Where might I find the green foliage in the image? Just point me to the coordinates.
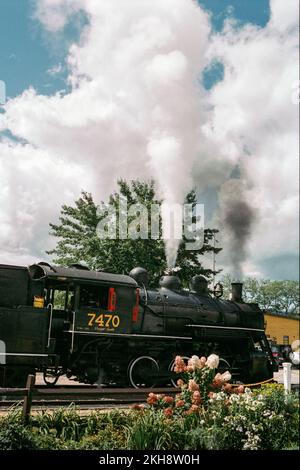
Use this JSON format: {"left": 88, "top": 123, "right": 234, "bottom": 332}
{"left": 221, "top": 275, "right": 299, "bottom": 316}
{"left": 0, "top": 410, "right": 38, "bottom": 450}
{"left": 48, "top": 180, "right": 221, "bottom": 286}
{"left": 0, "top": 386, "right": 298, "bottom": 450}
{"left": 126, "top": 409, "right": 173, "bottom": 450}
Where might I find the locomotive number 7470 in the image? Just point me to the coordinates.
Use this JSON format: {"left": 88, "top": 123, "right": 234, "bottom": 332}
{"left": 87, "top": 313, "right": 120, "bottom": 329}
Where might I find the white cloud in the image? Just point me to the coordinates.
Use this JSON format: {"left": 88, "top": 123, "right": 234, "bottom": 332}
{"left": 47, "top": 63, "right": 63, "bottom": 76}
{"left": 0, "top": 140, "right": 92, "bottom": 265}
{"left": 0, "top": 0, "right": 298, "bottom": 278}
{"left": 205, "top": 0, "right": 299, "bottom": 278}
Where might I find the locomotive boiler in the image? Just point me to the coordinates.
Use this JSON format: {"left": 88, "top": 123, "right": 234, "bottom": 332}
{"left": 0, "top": 263, "right": 277, "bottom": 387}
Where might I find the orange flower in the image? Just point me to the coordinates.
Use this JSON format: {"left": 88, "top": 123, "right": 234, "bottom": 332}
{"left": 131, "top": 404, "right": 145, "bottom": 410}
{"left": 212, "top": 378, "right": 223, "bottom": 388}
{"left": 237, "top": 385, "right": 245, "bottom": 394}
{"left": 163, "top": 395, "right": 174, "bottom": 405}
{"left": 164, "top": 408, "right": 173, "bottom": 417}
{"left": 175, "top": 399, "right": 185, "bottom": 408}
{"left": 186, "top": 404, "right": 199, "bottom": 415}
{"left": 223, "top": 383, "right": 232, "bottom": 393}
{"left": 147, "top": 392, "right": 158, "bottom": 405}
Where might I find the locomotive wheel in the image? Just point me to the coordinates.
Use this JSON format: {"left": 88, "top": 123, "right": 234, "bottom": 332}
{"left": 128, "top": 356, "right": 159, "bottom": 389}
{"left": 168, "top": 356, "right": 190, "bottom": 387}
{"left": 217, "top": 358, "right": 231, "bottom": 374}
{"left": 43, "top": 368, "right": 60, "bottom": 386}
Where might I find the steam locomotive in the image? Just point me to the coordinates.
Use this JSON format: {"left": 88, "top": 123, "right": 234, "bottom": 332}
{"left": 0, "top": 262, "right": 277, "bottom": 387}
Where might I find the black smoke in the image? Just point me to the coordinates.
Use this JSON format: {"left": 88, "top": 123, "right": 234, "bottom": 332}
{"left": 219, "top": 179, "right": 256, "bottom": 280}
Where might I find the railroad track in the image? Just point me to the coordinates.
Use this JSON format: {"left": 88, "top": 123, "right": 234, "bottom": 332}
{"left": 0, "top": 386, "right": 179, "bottom": 410}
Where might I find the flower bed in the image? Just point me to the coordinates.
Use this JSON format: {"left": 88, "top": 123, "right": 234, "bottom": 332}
{"left": 0, "top": 354, "right": 299, "bottom": 450}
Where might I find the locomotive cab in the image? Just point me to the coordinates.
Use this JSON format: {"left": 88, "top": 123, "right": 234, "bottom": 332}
{"left": 26, "top": 262, "right": 139, "bottom": 384}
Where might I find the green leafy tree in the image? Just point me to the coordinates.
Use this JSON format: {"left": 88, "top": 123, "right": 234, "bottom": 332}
{"left": 221, "top": 275, "right": 299, "bottom": 317}
{"left": 47, "top": 180, "right": 222, "bottom": 286}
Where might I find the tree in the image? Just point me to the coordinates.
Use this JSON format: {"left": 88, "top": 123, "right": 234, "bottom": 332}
{"left": 221, "top": 275, "right": 300, "bottom": 317}
{"left": 47, "top": 180, "right": 222, "bottom": 287}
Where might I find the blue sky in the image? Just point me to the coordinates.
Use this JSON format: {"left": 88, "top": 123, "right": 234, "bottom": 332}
{"left": 0, "top": 0, "right": 270, "bottom": 99}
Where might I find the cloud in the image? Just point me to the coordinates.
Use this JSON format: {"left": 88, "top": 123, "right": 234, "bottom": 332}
{"left": 204, "top": 0, "right": 299, "bottom": 277}
{"left": 0, "top": 0, "right": 298, "bottom": 278}
{"left": 0, "top": 140, "right": 92, "bottom": 265}
{"left": 47, "top": 63, "right": 63, "bottom": 76}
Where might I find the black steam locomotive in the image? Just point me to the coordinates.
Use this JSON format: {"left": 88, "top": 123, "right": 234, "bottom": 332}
{"left": 0, "top": 263, "right": 276, "bottom": 387}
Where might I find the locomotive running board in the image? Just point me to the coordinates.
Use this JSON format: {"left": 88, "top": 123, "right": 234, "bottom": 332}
{"left": 186, "top": 325, "right": 264, "bottom": 332}
{"left": 64, "top": 330, "right": 193, "bottom": 340}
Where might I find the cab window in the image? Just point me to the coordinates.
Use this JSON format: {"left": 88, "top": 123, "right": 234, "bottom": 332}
{"left": 79, "top": 285, "right": 109, "bottom": 309}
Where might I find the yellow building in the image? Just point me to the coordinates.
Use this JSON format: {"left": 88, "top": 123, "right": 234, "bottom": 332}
{"left": 264, "top": 313, "right": 300, "bottom": 345}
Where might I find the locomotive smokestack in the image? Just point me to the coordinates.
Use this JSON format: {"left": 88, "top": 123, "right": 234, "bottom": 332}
{"left": 231, "top": 282, "right": 243, "bottom": 302}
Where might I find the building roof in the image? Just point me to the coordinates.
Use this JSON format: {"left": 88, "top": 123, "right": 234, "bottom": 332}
{"left": 264, "top": 311, "right": 299, "bottom": 321}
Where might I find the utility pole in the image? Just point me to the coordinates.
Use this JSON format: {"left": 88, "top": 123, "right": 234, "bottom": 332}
{"left": 212, "top": 232, "right": 218, "bottom": 286}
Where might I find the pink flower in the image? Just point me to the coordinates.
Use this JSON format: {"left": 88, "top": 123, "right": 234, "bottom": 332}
{"left": 237, "top": 385, "right": 245, "bottom": 394}
{"left": 187, "top": 355, "right": 201, "bottom": 371}
{"left": 188, "top": 379, "right": 199, "bottom": 392}
{"left": 221, "top": 371, "right": 231, "bottom": 383}
{"left": 192, "top": 391, "right": 201, "bottom": 405}
{"left": 214, "top": 372, "right": 222, "bottom": 381}
{"left": 174, "top": 356, "right": 187, "bottom": 373}
{"left": 200, "top": 356, "right": 207, "bottom": 366}
{"left": 205, "top": 354, "right": 219, "bottom": 369}
{"left": 177, "top": 379, "right": 185, "bottom": 388}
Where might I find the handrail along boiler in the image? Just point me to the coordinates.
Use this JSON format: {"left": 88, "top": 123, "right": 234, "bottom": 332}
{"left": 0, "top": 263, "right": 277, "bottom": 387}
